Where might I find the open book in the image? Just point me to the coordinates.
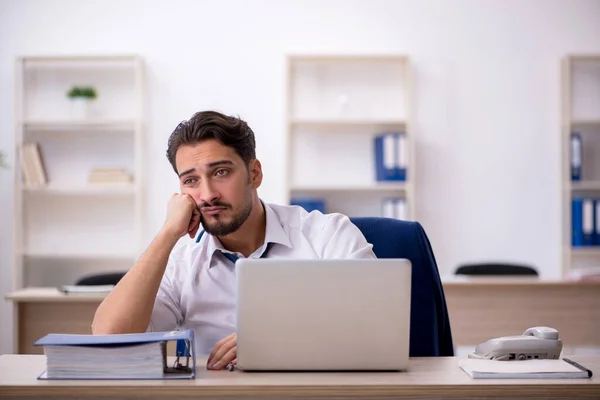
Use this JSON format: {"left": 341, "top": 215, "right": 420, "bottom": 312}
{"left": 34, "top": 329, "right": 195, "bottom": 380}
{"left": 459, "top": 358, "right": 593, "bottom": 379}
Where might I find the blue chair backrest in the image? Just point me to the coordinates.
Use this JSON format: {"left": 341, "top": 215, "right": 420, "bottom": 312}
{"left": 350, "top": 217, "right": 454, "bottom": 357}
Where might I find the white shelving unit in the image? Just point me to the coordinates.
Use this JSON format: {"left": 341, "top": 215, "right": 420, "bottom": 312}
{"left": 12, "top": 55, "right": 144, "bottom": 289}
{"left": 285, "top": 55, "right": 414, "bottom": 219}
{"left": 561, "top": 54, "right": 600, "bottom": 277}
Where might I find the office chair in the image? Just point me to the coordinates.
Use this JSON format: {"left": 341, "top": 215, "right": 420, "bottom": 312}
{"left": 455, "top": 263, "right": 538, "bottom": 276}
{"left": 75, "top": 272, "right": 126, "bottom": 286}
{"left": 350, "top": 217, "right": 454, "bottom": 357}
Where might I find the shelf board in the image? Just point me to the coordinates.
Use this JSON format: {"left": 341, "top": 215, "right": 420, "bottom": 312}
{"left": 291, "top": 118, "right": 406, "bottom": 127}
{"left": 22, "top": 252, "right": 136, "bottom": 261}
{"left": 21, "top": 54, "right": 140, "bottom": 63}
{"left": 23, "top": 184, "right": 136, "bottom": 196}
{"left": 290, "top": 55, "right": 408, "bottom": 63}
{"left": 22, "top": 120, "right": 136, "bottom": 131}
{"left": 570, "top": 181, "right": 600, "bottom": 191}
{"left": 291, "top": 183, "right": 407, "bottom": 193}
{"left": 571, "top": 247, "right": 600, "bottom": 256}
{"left": 570, "top": 120, "right": 600, "bottom": 129}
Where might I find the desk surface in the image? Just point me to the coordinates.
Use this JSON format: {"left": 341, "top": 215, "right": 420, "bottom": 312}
{"left": 1, "top": 355, "right": 598, "bottom": 399}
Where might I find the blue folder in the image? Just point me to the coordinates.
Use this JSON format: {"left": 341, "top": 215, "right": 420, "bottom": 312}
{"left": 291, "top": 197, "right": 326, "bottom": 213}
{"left": 34, "top": 329, "right": 196, "bottom": 380}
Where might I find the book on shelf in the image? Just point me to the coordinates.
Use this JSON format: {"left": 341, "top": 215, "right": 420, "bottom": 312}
{"left": 20, "top": 142, "right": 47, "bottom": 187}
{"left": 34, "top": 329, "right": 196, "bottom": 380}
{"left": 88, "top": 168, "right": 133, "bottom": 184}
{"left": 459, "top": 357, "right": 593, "bottom": 379}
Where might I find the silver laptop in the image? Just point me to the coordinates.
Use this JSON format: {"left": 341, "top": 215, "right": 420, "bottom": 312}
{"left": 235, "top": 258, "right": 411, "bottom": 371}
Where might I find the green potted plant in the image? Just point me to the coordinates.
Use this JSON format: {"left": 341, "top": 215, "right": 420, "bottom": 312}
{"left": 67, "top": 85, "right": 98, "bottom": 119}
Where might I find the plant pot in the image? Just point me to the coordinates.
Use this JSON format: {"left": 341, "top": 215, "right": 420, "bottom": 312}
{"left": 70, "top": 98, "right": 91, "bottom": 120}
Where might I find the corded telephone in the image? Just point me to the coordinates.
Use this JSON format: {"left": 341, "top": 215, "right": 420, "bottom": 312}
{"left": 468, "top": 326, "right": 563, "bottom": 361}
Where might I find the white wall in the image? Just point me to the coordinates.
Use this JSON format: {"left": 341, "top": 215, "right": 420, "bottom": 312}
{"left": 1, "top": 0, "right": 599, "bottom": 354}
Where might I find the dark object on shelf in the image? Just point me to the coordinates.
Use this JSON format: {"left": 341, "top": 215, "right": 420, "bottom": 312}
{"left": 455, "top": 263, "right": 538, "bottom": 276}
{"left": 75, "top": 272, "right": 127, "bottom": 286}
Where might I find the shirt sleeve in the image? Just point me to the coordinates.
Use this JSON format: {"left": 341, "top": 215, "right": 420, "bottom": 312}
{"left": 319, "top": 213, "right": 377, "bottom": 259}
{"left": 147, "top": 255, "right": 183, "bottom": 332}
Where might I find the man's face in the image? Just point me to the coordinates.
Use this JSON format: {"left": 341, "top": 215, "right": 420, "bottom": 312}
{"left": 175, "top": 139, "right": 260, "bottom": 236}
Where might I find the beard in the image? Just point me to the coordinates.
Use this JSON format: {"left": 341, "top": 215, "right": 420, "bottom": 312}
{"left": 200, "top": 192, "right": 253, "bottom": 237}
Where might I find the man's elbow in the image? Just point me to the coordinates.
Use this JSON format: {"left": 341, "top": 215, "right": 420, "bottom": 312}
{"left": 91, "top": 312, "right": 141, "bottom": 335}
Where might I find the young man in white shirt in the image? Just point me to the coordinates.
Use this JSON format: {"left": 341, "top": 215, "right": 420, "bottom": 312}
{"left": 92, "top": 110, "right": 376, "bottom": 370}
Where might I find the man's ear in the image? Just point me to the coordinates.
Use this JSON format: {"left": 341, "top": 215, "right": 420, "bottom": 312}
{"left": 249, "top": 159, "right": 263, "bottom": 188}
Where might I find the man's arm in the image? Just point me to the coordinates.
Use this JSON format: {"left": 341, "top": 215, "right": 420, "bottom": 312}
{"left": 92, "top": 193, "right": 200, "bottom": 334}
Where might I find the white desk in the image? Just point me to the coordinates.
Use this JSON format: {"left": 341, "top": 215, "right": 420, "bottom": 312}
{"left": 0, "top": 354, "right": 598, "bottom": 399}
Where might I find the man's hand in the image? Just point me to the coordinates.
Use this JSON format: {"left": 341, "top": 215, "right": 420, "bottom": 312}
{"left": 162, "top": 193, "right": 201, "bottom": 239}
{"left": 207, "top": 333, "right": 236, "bottom": 370}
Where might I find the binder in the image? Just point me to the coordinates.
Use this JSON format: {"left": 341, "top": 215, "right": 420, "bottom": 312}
{"left": 382, "top": 197, "right": 395, "bottom": 218}
{"left": 572, "top": 198, "right": 594, "bottom": 247}
{"left": 571, "top": 132, "right": 582, "bottom": 181}
{"left": 381, "top": 197, "right": 408, "bottom": 220}
{"left": 34, "top": 329, "right": 195, "bottom": 380}
{"left": 374, "top": 132, "right": 407, "bottom": 181}
{"left": 572, "top": 198, "right": 583, "bottom": 246}
{"left": 291, "top": 198, "right": 325, "bottom": 213}
{"left": 596, "top": 200, "right": 600, "bottom": 246}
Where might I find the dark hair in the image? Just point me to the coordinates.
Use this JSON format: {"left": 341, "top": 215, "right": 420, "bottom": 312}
{"left": 166, "top": 110, "right": 256, "bottom": 174}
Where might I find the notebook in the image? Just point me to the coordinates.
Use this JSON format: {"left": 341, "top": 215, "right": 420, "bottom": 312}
{"left": 459, "top": 358, "right": 593, "bottom": 379}
{"left": 34, "top": 329, "right": 195, "bottom": 380}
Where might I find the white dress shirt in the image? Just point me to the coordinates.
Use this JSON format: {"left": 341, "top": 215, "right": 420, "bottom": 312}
{"left": 148, "top": 202, "right": 376, "bottom": 355}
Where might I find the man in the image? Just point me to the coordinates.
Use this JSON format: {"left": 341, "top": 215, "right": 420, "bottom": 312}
{"left": 92, "top": 110, "right": 376, "bottom": 370}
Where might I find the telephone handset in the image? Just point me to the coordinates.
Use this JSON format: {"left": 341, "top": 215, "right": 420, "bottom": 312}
{"left": 468, "top": 326, "right": 563, "bottom": 361}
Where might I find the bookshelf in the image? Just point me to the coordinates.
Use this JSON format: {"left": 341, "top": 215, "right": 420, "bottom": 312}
{"left": 285, "top": 55, "right": 414, "bottom": 219}
{"left": 12, "top": 55, "right": 144, "bottom": 289}
{"left": 561, "top": 55, "right": 600, "bottom": 277}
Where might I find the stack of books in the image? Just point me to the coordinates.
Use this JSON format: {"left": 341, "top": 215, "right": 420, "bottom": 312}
{"left": 88, "top": 168, "right": 133, "bottom": 185}
{"left": 20, "top": 142, "right": 47, "bottom": 187}
{"left": 34, "top": 329, "right": 196, "bottom": 380}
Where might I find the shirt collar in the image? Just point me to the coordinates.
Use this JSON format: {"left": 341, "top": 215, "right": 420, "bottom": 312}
{"left": 203, "top": 201, "right": 292, "bottom": 267}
